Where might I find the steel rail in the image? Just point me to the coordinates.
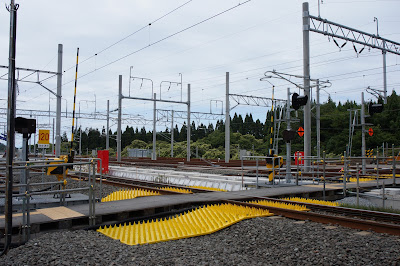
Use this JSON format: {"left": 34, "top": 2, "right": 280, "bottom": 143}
{"left": 225, "top": 199, "right": 400, "bottom": 236}
{"left": 250, "top": 196, "right": 400, "bottom": 225}
{"left": 67, "top": 172, "right": 212, "bottom": 194}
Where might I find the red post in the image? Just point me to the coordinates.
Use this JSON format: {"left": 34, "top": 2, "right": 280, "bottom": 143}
{"left": 97, "top": 150, "right": 109, "bottom": 174}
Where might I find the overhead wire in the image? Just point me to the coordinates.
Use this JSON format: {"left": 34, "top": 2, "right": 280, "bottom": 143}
{"left": 60, "top": 0, "right": 252, "bottom": 89}
{"left": 62, "top": 0, "right": 195, "bottom": 74}
{"left": 19, "top": 0, "right": 196, "bottom": 95}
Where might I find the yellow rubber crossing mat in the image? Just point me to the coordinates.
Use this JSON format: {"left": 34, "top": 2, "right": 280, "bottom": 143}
{"left": 36, "top": 207, "right": 84, "bottom": 220}
{"left": 97, "top": 203, "right": 273, "bottom": 245}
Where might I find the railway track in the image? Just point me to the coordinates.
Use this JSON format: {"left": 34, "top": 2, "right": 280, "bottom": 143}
{"left": 68, "top": 172, "right": 213, "bottom": 194}
{"left": 67, "top": 170, "right": 400, "bottom": 236}
{"left": 227, "top": 199, "right": 400, "bottom": 236}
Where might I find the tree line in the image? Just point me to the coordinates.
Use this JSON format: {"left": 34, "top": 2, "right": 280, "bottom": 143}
{"left": 65, "top": 90, "right": 400, "bottom": 158}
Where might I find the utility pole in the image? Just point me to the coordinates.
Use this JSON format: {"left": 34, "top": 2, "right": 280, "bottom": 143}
{"left": 375, "top": 17, "right": 387, "bottom": 104}
{"left": 302, "top": 2, "right": 311, "bottom": 171}
{"left": 79, "top": 128, "right": 82, "bottom": 155}
{"left": 286, "top": 88, "right": 292, "bottom": 182}
{"left": 117, "top": 75, "right": 122, "bottom": 162}
{"left": 382, "top": 40, "right": 387, "bottom": 104}
{"left": 316, "top": 79, "right": 321, "bottom": 159}
{"left": 225, "top": 72, "right": 230, "bottom": 163}
{"left": 187, "top": 84, "right": 191, "bottom": 162}
{"left": 52, "top": 118, "right": 55, "bottom": 155}
{"left": 153, "top": 93, "right": 157, "bottom": 160}
{"left": 55, "top": 44, "right": 63, "bottom": 156}
{"left": 5, "top": 0, "right": 18, "bottom": 254}
{"left": 106, "top": 100, "right": 109, "bottom": 150}
{"left": 361, "top": 92, "right": 366, "bottom": 174}
{"left": 171, "top": 110, "right": 174, "bottom": 157}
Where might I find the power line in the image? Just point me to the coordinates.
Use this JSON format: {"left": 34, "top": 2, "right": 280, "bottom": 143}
{"left": 62, "top": 0, "right": 195, "bottom": 74}
{"left": 60, "top": 0, "right": 252, "bottom": 88}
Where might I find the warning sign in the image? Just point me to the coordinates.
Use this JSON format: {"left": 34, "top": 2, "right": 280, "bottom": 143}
{"left": 297, "top": 127, "right": 304, "bottom": 137}
{"left": 368, "top": 128, "right": 373, "bottom": 137}
{"left": 38, "top": 129, "right": 50, "bottom": 148}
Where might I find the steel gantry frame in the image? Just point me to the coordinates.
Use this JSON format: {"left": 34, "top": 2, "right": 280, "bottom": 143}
{"left": 0, "top": 44, "right": 63, "bottom": 156}
{"left": 118, "top": 75, "right": 191, "bottom": 162}
{"left": 155, "top": 108, "right": 224, "bottom": 158}
{"left": 306, "top": 11, "right": 400, "bottom": 104}
{"left": 263, "top": 70, "right": 330, "bottom": 163}
{"left": 0, "top": 107, "right": 163, "bottom": 125}
{"left": 302, "top": 1, "right": 400, "bottom": 171}
{"left": 225, "top": 71, "right": 286, "bottom": 163}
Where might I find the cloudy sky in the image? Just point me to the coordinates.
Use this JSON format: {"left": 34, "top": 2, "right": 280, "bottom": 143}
{"left": 0, "top": 0, "right": 399, "bottom": 146}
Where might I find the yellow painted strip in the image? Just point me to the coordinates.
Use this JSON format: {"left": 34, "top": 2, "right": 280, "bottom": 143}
{"left": 36, "top": 206, "right": 84, "bottom": 220}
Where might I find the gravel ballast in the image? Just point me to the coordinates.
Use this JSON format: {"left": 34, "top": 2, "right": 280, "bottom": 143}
{"left": 2, "top": 216, "right": 400, "bottom": 265}
{"left": 29, "top": 173, "right": 120, "bottom": 199}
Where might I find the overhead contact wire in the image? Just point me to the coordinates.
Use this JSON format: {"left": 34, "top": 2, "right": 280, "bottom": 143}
{"left": 63, "top": 0, "right": 195, "bottom": 73}
{"left": 63, "top": 0, "right": 252, "bottom": 86}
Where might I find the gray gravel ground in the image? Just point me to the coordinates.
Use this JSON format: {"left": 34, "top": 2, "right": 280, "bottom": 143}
{"left": 336, "top": 197, "right": 377, "bottom": 207}
{"left": 2, "top": 216, "right": 400, "bottom": 266}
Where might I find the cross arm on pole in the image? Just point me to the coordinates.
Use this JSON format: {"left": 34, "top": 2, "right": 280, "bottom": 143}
{"left": 308, "top": 15, "right": 400, "bottom": 56}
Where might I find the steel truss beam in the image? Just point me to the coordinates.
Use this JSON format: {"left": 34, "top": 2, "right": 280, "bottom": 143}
{"left": 308, "top": 15, "right": 400, "bottom": 56}
{"left": 156, "top": 109, "right": 223, "bottom": 122}
{"left": 0, "top": 108, "right": 168, "bottom": 126}
{"left": 229, "top": 93, "right": 285, "bottom": 110}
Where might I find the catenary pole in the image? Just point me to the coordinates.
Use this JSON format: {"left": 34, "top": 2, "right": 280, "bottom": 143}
{"left": 361, "top": 92, "right": 366, "bottom": 174}
{"left": 153, "top": 93, "right": 157, "bottom": 160}
{"left": 171, "top": 110, "right": 174, "bottom": 157}
{"left": 56, "top": 44, "right": 63, "bottom": 156}
{"left": 106, "top": 100, "right": 109, "bottom": 150}
{"left": 225, "top": 72, "right": 230, "bottom": 163}
{"left": 4, "top": 0, "right": 17, "bottom": 255}
{"left": 382, "top": 40, "right": 387, "bottom": 104}
{"left": 187, "top": 84, "right": 191, "bottom": 162}
{"left": 70, "top": 48, "right": 79, "bottom": 154}
{"left": 117, "top": 75, "right": 122, "bottom": 162}
{"left": 302, "top": 2, "right": 311, "bottom": 171}
{"left": 286, "top": 88, "right": 292, "bottom": 182}
{"left": 316, "top": 79, "right": 321, "bottom": 159}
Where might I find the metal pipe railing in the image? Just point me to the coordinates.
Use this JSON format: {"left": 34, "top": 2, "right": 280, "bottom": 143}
{"left": 1, "top": 160, "right": 98, "bottom": 244}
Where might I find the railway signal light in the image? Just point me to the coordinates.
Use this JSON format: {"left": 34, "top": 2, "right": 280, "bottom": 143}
{"left": 368, "top": 102, "right": 383, "bottom": 116}
{"left": 291, "top": 93, "right": 308, "bottom": 110}
{"left": 282, "top": 129, "right": 296, "bottom": 142}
